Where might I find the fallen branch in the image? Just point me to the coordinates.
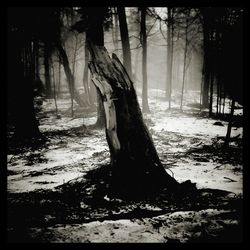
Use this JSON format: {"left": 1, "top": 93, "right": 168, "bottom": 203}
{"left": 223, "top": 177, "right": 237, "bottom": 182}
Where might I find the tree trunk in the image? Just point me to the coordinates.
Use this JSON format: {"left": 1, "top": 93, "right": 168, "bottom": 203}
{"left": 56, "top": 42, "right": 85, "bottom": 108}
{"left": 30, "top": 41, "right": 36, "bottom": 83}
{"left": 44, "top": 41, "right": 52, "bottom": 98}
{"left": 71, "top": 34, "right": 79, "bottom": 115}
{"left": 72, "top": 33, "right": 78, "bottom": 79}
{"left": 209, "top": 74, "right": 214, "bottom": 117}
{"left": 83, "top": 35, "right": 93, "bottom": 107}
{"left": 180, "top": 20, "right": 188, "bottom": 111}
{"left": 200, "top": 63, "right": 204, "bottom": 111}
{"left": 57, "top": 58, "right": 62, "bottom": 98}
{"left": 224, "top": 99, "right": 235, "bottom": 147}
{"left": 117, "top": 7, "right": 132, "bottom": 78}
{"left": 216, "top": 77, "right": 219, "bottom": 116}
{"left": 202, "top": 20, "right": 210, "bottom": 108}
{"left": 86, "top": 7, "right": 106, "bottom": 128}
{"left": 141, "top": 7, "right": 150, "bottom": 113}
{"left": 8, "top": 42, "right": 41, "bottom": 140}
{"left": 169, "top": 10, "right": 174, "bottom": 109}
{"left": 86, "top": 7, "right": 104, "bottom": 46}
{"left": 166, "top": 7, "right": 172, "bottom": 100}
{"left": 88, "top": 45, "right": 179, "bottom": 199}
{"left": 51, "top": 58, "right": 58, "bottom": 116}
{"left": 112, "top": 7, "right": 119, "bottom": 52}
{"left": 34, "top": 39, "right": 39, "bottom": 80}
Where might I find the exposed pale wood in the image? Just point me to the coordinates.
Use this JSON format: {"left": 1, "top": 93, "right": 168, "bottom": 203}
{"left": 91, "top": 73, "right": 120, "bottom": 153}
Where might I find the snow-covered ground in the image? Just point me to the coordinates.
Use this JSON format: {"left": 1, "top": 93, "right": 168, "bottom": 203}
{"left": 7, "top": 89, "right": 243, "bottom": 242}
{"left": 8, "top": 89, "right": 242, "bottom": 195}
{"left": 27, "top": 209, "right": 238, "bottom": 243}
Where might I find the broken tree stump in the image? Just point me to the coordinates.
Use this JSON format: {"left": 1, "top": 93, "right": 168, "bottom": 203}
{"left": 88, "top": 44, "right": 184, "bottom": 199}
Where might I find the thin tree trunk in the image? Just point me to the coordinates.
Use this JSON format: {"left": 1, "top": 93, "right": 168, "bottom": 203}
{"left": 200, "top": 63, "right": 204, "bottom": 111}
{"left": 56, "top": 42, "right": 85, "bottom": 108}
{"left": 141, "top": 7, "right": 150, "bottom": 113}
{"left": 209, "top": 74, "right": 214, "bottom": 117}
{"left": 219, "top": 81, "right": 222, "bottom": 115}
{"left": 51, "top": 58, "right": 58, "bottom": 116}
{"left": 222, "top": 90, "right": 226, "bottom": 115}
{"left": 133, "top": 48, "right": 140, "bottom": 91}
{"left": 166, "top": 7, "right": 171, "bottom": 100}
{"left": 180, "top": 20, "right": 188, "bottom": 111}
{"left": 216, "top": 77, "right": 219, "bottom": 116}
{"left": 169, "top": 10, "right": 174, "bottom": 109}
{"left": 117, "top": 7, "right": 132, "bottom": 78}
{"left": 83, "top": 36, "right": 92, "bottom": 106}
{"left": 112, "top": 8, "right": 119, "bottom": 52}
{"left": 72, "top": 34, "right": 78, "bottom": 78}
{"left": 71, "top": 34, "right": 79, "bottom": 116}
{"left": 57, "top": 58, "right": 61, "bottom": 98}
{"left": 31, "top": 41, "right": 36, "bottom": 83}
{"left": 34, "top": 39, "right": 40, "bottom": 80}
{"left": 44, "top": 42, "right": 52, "bottom": 98}
{"left": 224, "top": 99, "right": 235, "bottom": 147}
{"left": 202, "top": 20, "right": 210, "bottom": 108}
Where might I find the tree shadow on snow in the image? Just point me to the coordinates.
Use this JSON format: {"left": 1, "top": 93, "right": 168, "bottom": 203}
{"left": 7, "top": 163, "right": 243, "bottom": 242}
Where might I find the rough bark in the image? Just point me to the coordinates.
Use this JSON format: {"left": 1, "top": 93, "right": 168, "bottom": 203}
{"left": 88, "top": 45, "right": 179, "bottom": 199}
{"left": 117, "top": 7, "right": 132, "bottom": 78}
{"left": 86, "top": 7, "right": 106, "bottom": 128}
{"left": 86, "top": 7, "right": 104, "bottom": 46}
{"left": 141, "top": 7, "right": 150, "bottom": 113}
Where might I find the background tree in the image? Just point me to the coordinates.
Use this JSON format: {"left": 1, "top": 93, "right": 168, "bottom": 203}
{"left": 140, "top": 7, "right": 150, "bottom": 113}
{"left": 117, "top": 7, "right": 132, "bottom": 78}
{"left": 7, "top": 8, "right": 42, "bottom": 142}
{"left": 166, "top": 7, "right": 174, "bottom": 108}
{"left": 44, "top": 41, "right": 53, "bottom": 98}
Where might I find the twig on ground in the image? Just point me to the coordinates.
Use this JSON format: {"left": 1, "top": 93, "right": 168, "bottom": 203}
{"left": 223, "top": 177, "right": 237, "bottom": 182}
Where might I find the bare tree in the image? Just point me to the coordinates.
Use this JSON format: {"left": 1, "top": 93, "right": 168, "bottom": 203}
{"left": 117, "top": 7, "right": 132, "bottom": 78}
{"left": 140, "top": 7, "right": 150, "bottom": 113}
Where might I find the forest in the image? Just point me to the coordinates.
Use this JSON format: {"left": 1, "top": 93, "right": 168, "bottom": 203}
{"left": 7, "top": 6, "right": 243, "bottom": 243}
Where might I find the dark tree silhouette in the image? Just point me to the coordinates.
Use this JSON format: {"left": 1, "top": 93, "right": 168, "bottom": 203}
{"left": 140, "top": 7, "right": 150, "bottom": 113}
{"left": 7, "top": 8, "right": 41, "bottom": 141}
{"left": 117, "top": 7, "right": 132, "bottom": 78}
{"left": 44, "top": 41, "right": 53, "bottom": 98}
{"left": 88, "top": 44, "right": 181, "bottom": 199}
